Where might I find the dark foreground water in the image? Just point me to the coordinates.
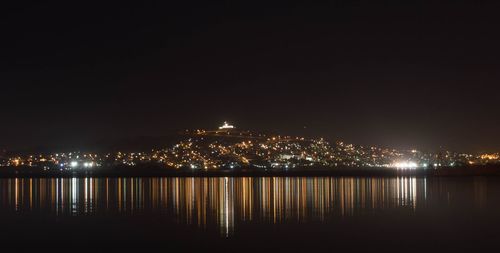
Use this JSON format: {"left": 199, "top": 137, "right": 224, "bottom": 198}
{"left": 0, "top": 176, "right": 498, "bottom": 252}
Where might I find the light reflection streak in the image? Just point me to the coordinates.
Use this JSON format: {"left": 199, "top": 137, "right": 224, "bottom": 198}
{"left": 0, "top": 177, "right": 437, "bottom": 236}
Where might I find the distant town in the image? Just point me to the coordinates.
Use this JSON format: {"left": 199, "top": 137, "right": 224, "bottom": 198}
{"left": 1, "top": 122, "right": 499, "bottom": 173}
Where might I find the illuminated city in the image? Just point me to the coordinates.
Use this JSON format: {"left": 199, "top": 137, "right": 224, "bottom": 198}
{"left": 1, "top": 123, "right": 498, "bottom": 173}
{"left": 3, "top": 1, "right": 500, "bottom": 252}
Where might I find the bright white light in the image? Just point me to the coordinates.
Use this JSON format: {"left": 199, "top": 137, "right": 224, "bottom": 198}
{"left": 70, "top": 161, "right": 78, "bottom": 168}
{"left": 219, "top": 121, "right": 235, "bottom": 130}
{"left": 392, "top": 161, "right": 418, "bottom": 169}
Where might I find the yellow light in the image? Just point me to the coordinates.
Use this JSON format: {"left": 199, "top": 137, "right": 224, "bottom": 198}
{"left": 480, "top": 154, "right": 499, "bottom": 160}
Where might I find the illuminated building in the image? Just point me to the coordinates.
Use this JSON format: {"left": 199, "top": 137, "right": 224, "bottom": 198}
{"left": 219, "top": 122, "right": 235, "bottom": 130}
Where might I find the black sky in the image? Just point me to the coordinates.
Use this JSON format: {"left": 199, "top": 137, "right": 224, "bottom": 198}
{"left": 1, "top": 0, "right": 500, "bottom": 152}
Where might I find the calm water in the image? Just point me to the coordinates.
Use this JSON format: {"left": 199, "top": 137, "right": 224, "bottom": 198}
{"left": 0, "top": 176, "right": 499, "bottom": 252}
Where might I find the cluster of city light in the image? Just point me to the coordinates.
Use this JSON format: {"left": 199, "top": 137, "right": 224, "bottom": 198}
{"left": 480, "top": 154, "right": 500, "bottom": 160}
{"left": 1, "top": 123, "right": 500, "bottom": 170}
{"left": 390, "top": 161, "right": 419, "bottom": 169}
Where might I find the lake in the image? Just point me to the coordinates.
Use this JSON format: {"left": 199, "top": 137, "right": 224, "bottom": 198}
{"left": 0, "top": 176, "right": 499, "bottom": 252}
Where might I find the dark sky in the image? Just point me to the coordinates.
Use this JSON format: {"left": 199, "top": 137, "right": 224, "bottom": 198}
{"left": 1, "top": 1, "right": 500, "bottom": 152}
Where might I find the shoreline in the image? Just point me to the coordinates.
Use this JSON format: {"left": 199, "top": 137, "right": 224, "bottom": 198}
{"left": 1, "top": 165, "right": 499, "bottom": 178}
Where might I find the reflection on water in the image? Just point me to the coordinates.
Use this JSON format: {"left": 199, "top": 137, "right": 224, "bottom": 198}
{"left": 0, "top": 177, "right": 490, "bottom": 237}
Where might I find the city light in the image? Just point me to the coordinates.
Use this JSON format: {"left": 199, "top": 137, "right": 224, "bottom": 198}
{"left": 219, "top": 122, "right": 235, "bottom": 130}
{"left": 391, "top": 161, "right": 419, "bottom": 169}
{"left": 1, "top": 123, "right": 499, "bottom": 171}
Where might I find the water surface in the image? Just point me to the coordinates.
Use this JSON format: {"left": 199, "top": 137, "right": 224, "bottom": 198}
{"left": 0, "top": 177, "right": 498, "bottom": 252}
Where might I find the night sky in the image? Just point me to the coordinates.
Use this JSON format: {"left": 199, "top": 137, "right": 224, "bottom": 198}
{"left": 1, "top": 1, "right": 500, "bottom": 152}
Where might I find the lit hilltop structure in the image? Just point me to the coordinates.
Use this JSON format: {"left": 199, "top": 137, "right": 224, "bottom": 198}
{"left": 219, "top": 122, "right": 235, "bottom": 130}
{"left": 190, "top": 122, "right": 265, "bottom": 139}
